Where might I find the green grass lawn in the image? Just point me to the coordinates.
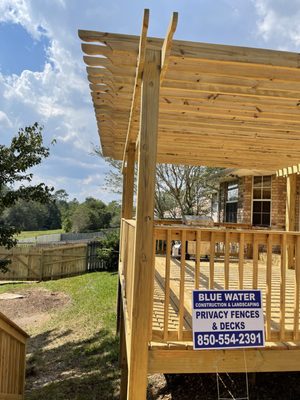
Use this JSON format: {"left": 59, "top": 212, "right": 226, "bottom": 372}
{"left": 0, "top": 272, "right": 120, "bottom": 400}
{"left": 16, "top": 229, "right": 64, "bottom": 239}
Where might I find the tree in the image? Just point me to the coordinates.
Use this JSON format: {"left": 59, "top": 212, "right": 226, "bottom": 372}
{"left": 0, "top": 123, "right": 53, "bottom": 270}
{"left": 155, "top": 164, "right": 221, "bottom": 217}
{"left": 70, "top": 197, "right": 112, "bottom": 233}
{"left": 95, "top": 146, "right": 222, "bottom": 218}
{"left": 106, "top": 200, "right": 121, "bottom": 227}
{"left": 3, "top": 198, "right": 61, "bottom": 231}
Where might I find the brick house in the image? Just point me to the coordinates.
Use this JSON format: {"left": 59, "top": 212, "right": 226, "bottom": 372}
{"left": 217, "top": 170, "right": 299, "bottom": 231}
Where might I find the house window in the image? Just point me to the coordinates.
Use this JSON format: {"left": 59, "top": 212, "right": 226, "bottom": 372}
{"left": 225, "top": 182, "right": 238, "bottom": 223}
{"left": 252, "top": 176, "right": 271, "bottom": 226}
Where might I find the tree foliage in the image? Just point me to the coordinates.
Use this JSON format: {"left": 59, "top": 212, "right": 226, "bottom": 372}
{"left": 0, "top": 123, "right": 53, "bottom": 271}
{"left": 70, "top": 197, "right": 113, "bottom": 233}
{"left": 95, "top": 146, "right": 222, "bottom": 218}
{"left": 2, "top": 199, "right": 61, "bottom": 231}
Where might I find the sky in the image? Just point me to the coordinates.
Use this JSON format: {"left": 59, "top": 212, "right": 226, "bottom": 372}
{"left": 1, "top": 0, "right": 300, "bottom": 203}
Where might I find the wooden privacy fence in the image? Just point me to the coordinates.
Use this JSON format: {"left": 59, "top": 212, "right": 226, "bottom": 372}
{"left": 0, "top": 312, "right": 29, "bottom": 400}
{"left": 0, "top": 244, "right": 87, "bottom": 281}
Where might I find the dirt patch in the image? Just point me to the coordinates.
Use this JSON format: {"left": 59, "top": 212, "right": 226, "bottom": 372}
{"left": 147, "top": 371, "right": 300, "bottom": 399}
{"left": 0, "top": 288, "right": 70, "bottom": 330}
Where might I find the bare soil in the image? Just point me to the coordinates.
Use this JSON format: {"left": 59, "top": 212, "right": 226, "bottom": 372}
{"left": 0, "top": 288, "right": 70, "bottom": 330}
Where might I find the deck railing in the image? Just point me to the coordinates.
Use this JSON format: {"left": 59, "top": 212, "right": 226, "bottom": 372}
{"left": 120, "top": 220, "right": 300, "bottom": 345}
{"left": 0, "top": 312, "right": 29, "bottom": 399}
{"left": 120, "top": 219, "right": 136, "bottom": 325}
{"left": 153, "top": 225, "right": 300, "bottom": 343}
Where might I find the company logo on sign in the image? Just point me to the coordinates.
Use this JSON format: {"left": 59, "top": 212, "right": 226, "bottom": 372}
{"left": 192, "top": 290, "right": 265, "bottom": 350}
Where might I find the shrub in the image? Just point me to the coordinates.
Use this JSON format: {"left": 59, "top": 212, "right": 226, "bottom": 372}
{"left": 96, "top": 230, "right": 119, "bottom": 271}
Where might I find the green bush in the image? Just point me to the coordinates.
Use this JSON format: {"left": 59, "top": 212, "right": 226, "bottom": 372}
{"left": 96, "top": 230, "right": 119, "bottom": 271}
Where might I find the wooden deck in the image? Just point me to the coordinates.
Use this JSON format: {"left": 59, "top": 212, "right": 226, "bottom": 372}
{"left": 148, "top": 254, "right": 300, "bottom": 375}
{"left": 152, "top": 255, "right": 297, "bottom": 344}
{"left": 120, "top": 220, "right": 300, "bottom": 377}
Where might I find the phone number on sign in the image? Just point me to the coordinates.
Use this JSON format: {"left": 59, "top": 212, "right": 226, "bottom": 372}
{"left": 194, "top": 331, "right": 264, "bottom": 348}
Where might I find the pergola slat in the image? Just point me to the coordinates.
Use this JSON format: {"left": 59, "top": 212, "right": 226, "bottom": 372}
{"left": 79, "top": 23, "right": 300, "bottom": 172}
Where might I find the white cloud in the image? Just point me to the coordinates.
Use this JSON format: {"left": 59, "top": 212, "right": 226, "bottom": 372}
{"left": 0, "top": 110, "right": 12, "bottom": 128}
{"left": 253, "top": 0, "right": 300, "bottom": 49}
{"left": 0, "top": 0, "right": 45, "bottom": 39}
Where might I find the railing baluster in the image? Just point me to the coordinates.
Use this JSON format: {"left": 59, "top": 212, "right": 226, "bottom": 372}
{"left": 224, "top": 232, "right": 230, "bottom": 290}
{"left": 294, "top": 235, "right": 300, "bottom": 340}
{"left": 164, "top": 229, "right": 171, "bottom": 340}
{"left": 178, "top": 230, "right": 186, "bottom": 340}
{"left": 280, "top": 233, "right": 287, "bottom": 341}
{"left": 239, "top": 233, "right": 244, "bottom": 290}
{"left": 149, "top": 232, "right": 157, "bottom": 339}
{"left": 252, "top": 236, "right": 259, "bottom": 289}
{"left": 195, "top": 230, "right": 201, "bottom": 289}
{"left": 209, "top": 232, "right": 215, "bottom": 289}
{"left": 266, "top": 233, "right": 273, "bottom": 340}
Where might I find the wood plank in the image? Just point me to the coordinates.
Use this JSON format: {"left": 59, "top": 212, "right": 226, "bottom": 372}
{"left": 80, "top": 30, "right": 300, "bottom": 69}
{"left": 127, "top": 48, "right": 160, "bottom": 400}
{"left": 160, "top": 12, "right": 178, "bottom": 84}
{"left": 209, "top": 232, "right": 215, "bottom": 289}
{"left": 164, "top": 230, "right": 171, "bottom": 340}
{"left": 280, "top": 233, "right": 287, "bottom": 340}
{"left": 122, "top": 143, "right": 135, "bottom": 219}
{"left": 178, "top": 230, "right": 186, "bottom": 340}
{"left": 286, "top": 175, "right": 297, "bottom": 268}
{"left": 266, "top": 234, "right": 273, "bottom": 340}
{"left": 294, "top": 236, "right": 300, "bottom": 339}
{"left": 195, "top": 230, "right": 201, "bottom": 289}
{"left": 239, "top": 233, "right": 245, "bottom": 289}
{"left": 148, "top": 348, "right": 300, "bottom": 374}
{"left": 122, "top": 9, "right": 149, "bottom": 170}
{"left": 224, "top": 231, "right": 230, "bottom": 289}
{"left": 252, "top": 237, "right": 259, "bottom": 289}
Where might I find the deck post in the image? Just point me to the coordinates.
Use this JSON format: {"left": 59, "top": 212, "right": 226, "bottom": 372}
{"left": 286, "top": 174, "right": 297, "bottom": 268}
{"left": 126, "top": 48, "right": 160, "bottom": 400}
{"left": 122, "top": 143, "right": 136, "bottom": 220}
{"left": 119, "top": 296, "right": 128, "bottom": 400}
{"left": 118, "top": 144, "right": 136, "bottom": 397}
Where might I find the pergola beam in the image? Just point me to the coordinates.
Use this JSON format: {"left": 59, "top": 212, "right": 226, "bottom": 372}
{"left": 160, "top": 12, "right": 178, "bottom": 84}
{"left": 277, "top": 164, "right": 300, "bottom": 177}
{"left": 122, "top": 9, "right": 149, "bottom": 172}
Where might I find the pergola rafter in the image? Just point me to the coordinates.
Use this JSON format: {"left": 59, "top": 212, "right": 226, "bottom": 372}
{"left": 79, "top": 23, "right": 300, "bottom": 172}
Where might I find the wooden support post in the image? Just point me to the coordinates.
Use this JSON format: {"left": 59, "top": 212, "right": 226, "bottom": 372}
{"left": 119, "top": 296, "right": 128, "bottom": 400}
{"left": 122, "top": 9, "right": 149, "bottom": 171}
{"left": 286, "top": 174, "right": 297, "bottom": 268}
{"left": 127, "top": 48, "right": 160, "bottom": 400}
{"left": 122, "top": 143, "right": 136, "bottom": 219}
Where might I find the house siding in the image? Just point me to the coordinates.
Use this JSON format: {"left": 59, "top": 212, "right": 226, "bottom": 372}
{"left": 271, "top": 176, "right": 286, "bottom": 230}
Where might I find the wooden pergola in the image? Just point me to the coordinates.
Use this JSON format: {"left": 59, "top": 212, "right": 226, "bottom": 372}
{"left": 79, "top": 10, "right": 300, "bottom": 400}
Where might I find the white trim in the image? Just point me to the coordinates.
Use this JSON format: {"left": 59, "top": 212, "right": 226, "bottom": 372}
{"left": 251, "top": 175, "right": 272, "bottom": 227}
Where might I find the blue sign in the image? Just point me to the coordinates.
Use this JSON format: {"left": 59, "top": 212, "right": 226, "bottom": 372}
{"left": 192, "top": 290, "right": 265, "bottom": 350}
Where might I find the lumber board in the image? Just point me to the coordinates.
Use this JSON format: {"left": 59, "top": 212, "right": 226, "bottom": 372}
{"left": 148, "top": 348, "right": 300, "bottom": 374}
{"left": 161, "top": 12, "right": 178, "bottom": 83}
{"left": 122, "top": 9, "right": 149, "bottom": 170}
{"left": 79, "top": 20, "right": 300, "bottom": 175}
